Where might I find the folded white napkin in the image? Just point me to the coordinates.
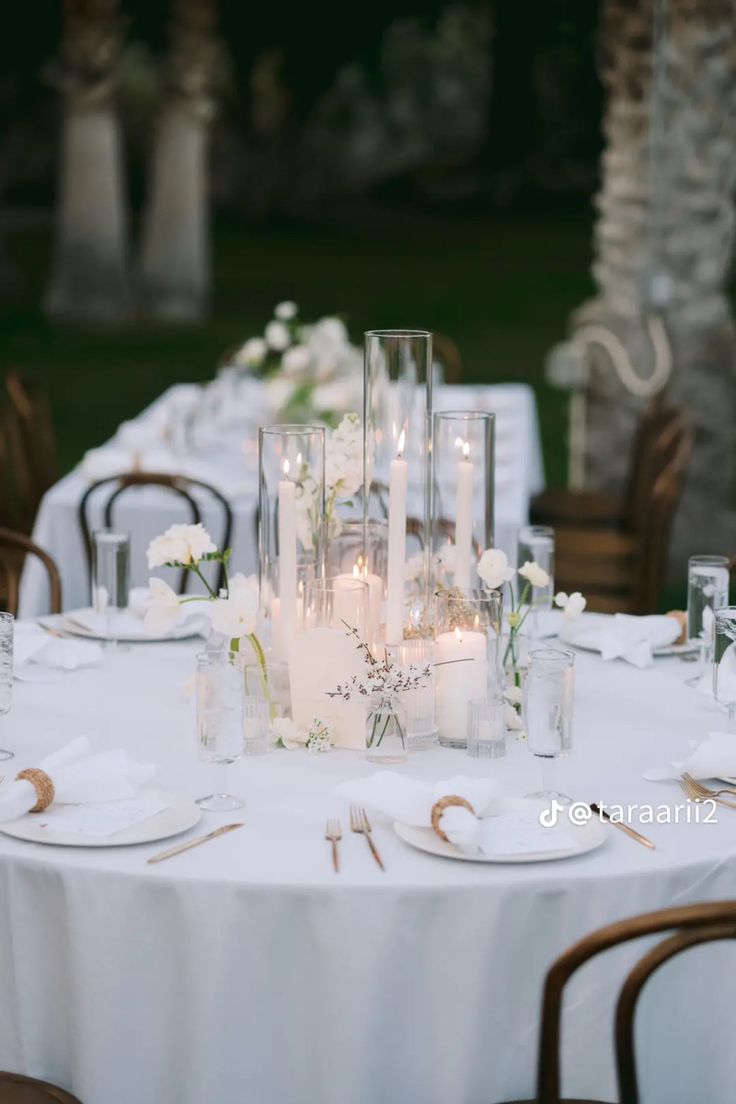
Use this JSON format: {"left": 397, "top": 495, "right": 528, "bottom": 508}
{"left": 644, "top": 731, "right": 736, "bottom": 781}
{"left": 0, "top": 736, "right": 156, "bottom": 823}
{"left": 67, "top": 603, "right": 209, "bottom": 640}
{"left": 14, "top": 623, "right": 102, "bottom": 682}
{"left": 561, "top": 613, "right": 681, "bottom": 668}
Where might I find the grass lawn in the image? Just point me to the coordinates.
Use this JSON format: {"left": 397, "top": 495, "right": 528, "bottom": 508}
{"left": 0, "top": 210, "right": 596, "bottom": 480}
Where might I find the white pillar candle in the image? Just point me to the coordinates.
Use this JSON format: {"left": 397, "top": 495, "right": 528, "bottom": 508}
{"left": 332, "top": 574, "right": 366, "bottom": 631}
{"left": 385, "top": 430, "right": 408, "bottom": 646}
{"left": 454, "top": 439, "right": 474, "bottom": 589}
{"left": 354, "top": 558, "right": 383, "bottom": 649}
{"left": 278, "top": 460, "right": 298, "bottom": 657}
{"left": 289, "top": 626, "right": 367, "bottom": 748}
{"left": 434, "top": 627, "right": 488, "bottom": 746}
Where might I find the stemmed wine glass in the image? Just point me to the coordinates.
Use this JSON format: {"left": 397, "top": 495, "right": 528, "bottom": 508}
{"left": 524, "top": 647, "right": 575, "bottom": 803}
{"left": 714, "top": 607, "right": 736, "bottom": 730}
{"left": 196, "top": 653, "right": 244, "bottom": 812}
{"left": 0, "top": 612, "right": 14, "bottom": 760}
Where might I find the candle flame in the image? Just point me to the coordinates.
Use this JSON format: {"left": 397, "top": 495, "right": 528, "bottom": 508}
{"left": 473, "top": 614, "right": 480, "bottom": 630}
{"left": 454, "top": 626, "right": 463, "bottom": 643}
{"left": 282, "top": 458, "right": 290, "bottom": 477}
{"left": 455, "top": 436, "right": 470, "bottom": 459}
{"left": 296, "top": 452, "right": 302, "bottom": 466}
{"left": 397, "top": 429, "right": 406, "bottom": 457}
{"left": 463, "top": 440, "right": 470, "bottom": 459}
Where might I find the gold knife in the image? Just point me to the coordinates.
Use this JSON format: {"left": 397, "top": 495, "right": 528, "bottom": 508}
{"left": 147, "top": 822, "right": 243, "bottom": 865}
{"left": 589, "top": 804, "right": 655, "bottom": 850}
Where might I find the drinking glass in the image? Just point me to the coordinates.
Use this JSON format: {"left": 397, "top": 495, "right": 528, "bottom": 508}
{"left": 242, "top": 696, "right": 270, "bottom": 756}
{"left": 686, "top": 555, "right": 729, "bottom": 686}
{"left": 91, "top": 530, "right": 130, "bottom": 647}
{"left": 196, "top": 653, "right": 244, "bottom": 811}
{"left": 466, "top": 697, "right": 506, "bottom": 759}
{"left": 0, "top": 612, "right": 14, "bottom": 761}
{"left": 517, "top": 525, "right": 555, "bottom": 637}
{"left": 524, "top": 647, "right": 575, "bottom": 802}
{"left": 714, "top": 606, "right": 736, "bottom": 730}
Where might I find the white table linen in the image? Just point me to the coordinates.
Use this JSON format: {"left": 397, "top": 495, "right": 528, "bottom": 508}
{"left": 20, "top": 382, "right": 544, "bottom": 617}
{"left": 0, "top": 629, "right": 735, "bottom": 1103}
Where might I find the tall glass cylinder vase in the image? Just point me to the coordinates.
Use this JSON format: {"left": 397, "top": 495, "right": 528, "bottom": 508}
{"left": 434, "top": 588, "right": 502, "bottom": 749}
{"left": 363, "top": 330, "right": 433, "bottom": 646}
{"left": 289, "top": 577, "right": 369, "bottom": 750}
{"left": 431, "top": 411, "right": 494, "bottom": 592}
{"left": 258, "top": 425, "right": 325, "bottom": 662}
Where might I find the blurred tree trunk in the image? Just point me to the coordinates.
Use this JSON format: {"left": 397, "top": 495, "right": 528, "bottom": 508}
{"left": 571, "top": 0, "right": 736, "bottom": 564}
{"left": 45, "top": 0, "right": 130, "bottom": 322}
{"left": 138, "top": 0, "right": 218, "bottom": 321}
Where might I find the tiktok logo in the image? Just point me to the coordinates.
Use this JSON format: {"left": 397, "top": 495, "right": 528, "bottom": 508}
{"left": 539, "top": 800, "right": 565, "bottom": 828}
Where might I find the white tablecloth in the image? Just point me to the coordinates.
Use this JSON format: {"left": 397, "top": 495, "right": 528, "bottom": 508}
{"left": 1, "top": 632, "right": 735, "bottom": 1103}
{"left": 20, "top": 382, "right": 544, "bottom": 617}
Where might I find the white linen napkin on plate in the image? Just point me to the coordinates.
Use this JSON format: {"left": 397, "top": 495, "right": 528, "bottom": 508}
{"left": 561, "top": 613, "right": 680, "bottom": 668}
{"left": 14, "top": 623, "right": 102, "bottom": 681}
{"left": 644, "top": 731, "right": 736, "bottom": 781}
{"left": 67, "top": 601, "right": 209, "bottom": 640}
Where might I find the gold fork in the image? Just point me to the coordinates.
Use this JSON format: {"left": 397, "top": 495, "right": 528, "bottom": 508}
{"left": 350, "top": 806, "right": 385, "bottom": 871}
{"left": 681, "top": 773, "right": 736, "bottom": 807}
{"left": 325, "top": 818, "right": 342, "bottom": 873}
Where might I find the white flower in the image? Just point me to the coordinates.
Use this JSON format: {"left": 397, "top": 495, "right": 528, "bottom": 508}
{"left": 275, "top": 301, "right": 297, "bottom": 321}
{"left": 554, "top": 591, "right": 587, "bottom": 620}
{"left": 504, "top": 703, "right": 524, "bottom": 731}
{"left": 265, "top": 375, "right": 295, "bottom": 413}
{"left": 518, "top": 560, "right": 550, "bottom": 588}
{"left": 265, "top": 320, "right": 291, "bottom": 351}
{"left": 314, "top": 317, "right": 348, "bottom": 345}
{"left": 271, "top": 716, "right": 307, "bottom": 750}
{"left": 144, "top": 577, "right": 182, "bottom": 635}
{"left": 325, "top": 413, "right": 363, "bottom": 498}
{"left": 282, "top": 344, "right": 311, "bottom": 377}
{"left": 235, "top": 337, "right": 267, "bottom": 367}
{"left": 478, "top": 548, "right": 515, "bottom": 590}
{"left": 210, "top": 574, "right": 259, "bottom": 639}
{"left": 146, "top": 523, "right": 217, "bottom": 569}
{"left": 504, "top": 683, "right": 523, "bottom": 705}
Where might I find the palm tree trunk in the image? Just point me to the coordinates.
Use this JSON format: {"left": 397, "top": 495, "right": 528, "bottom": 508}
{"left": 138, "top": 0, "right": 218, "bottom": 321}
{"left": 563, "top": 0, "right": 736, "bottom": 562}
{"left": 45, "top": 0, "right": 130, "bottom": 322}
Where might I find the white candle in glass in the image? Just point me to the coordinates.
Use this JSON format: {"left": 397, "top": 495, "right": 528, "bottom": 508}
{"left": 289, "top": 626, "right": 367, "bottom": 748}
{"left": 278, "top": 459, "right": 298, "bottom": 656}
{"left": 454, "top": 438, "right": 474, "bottom": 589}
{"left": 385, "top": 429, "right": 408, "bottom": 646}
{"left": 434, "top": 627, "right": 487, "bottom": 745}
{"left": 354, "top": 557, "right": 383, "bottom": 645}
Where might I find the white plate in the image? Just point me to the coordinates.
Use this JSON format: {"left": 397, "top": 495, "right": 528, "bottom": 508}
{"left": 53, "top": 609, "right": 201, "bottom": 644}
{"left": 560, "top": 613, "right": 697, "bottom": 657}
{"left": 0, "top": 789, "right": 201, "bottom": 847}
{"left": 394, "top": 804, "right": 607, "bottom": 864}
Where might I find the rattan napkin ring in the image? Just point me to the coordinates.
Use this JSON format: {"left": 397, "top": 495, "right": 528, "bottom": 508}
{"left": 16, "top": 768, "right": 55, "bottom": 813}
{"left": 431, "top": 795, "right": 476, "bottom": 842}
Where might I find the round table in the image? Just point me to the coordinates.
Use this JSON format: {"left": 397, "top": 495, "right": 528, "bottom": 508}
{"left": 1, "top": 631, "right": 734, "bottom": 1104}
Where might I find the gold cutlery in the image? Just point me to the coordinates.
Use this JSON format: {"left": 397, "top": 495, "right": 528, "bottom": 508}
{"left": 680, "top": 773, "right": 736, "bottom": 809}
{"left": 147, "top": 822, "right": 243, "bottom": 865}
{"left": 589, "top": 803, "right": 656, "bottom": 850}
{"left": 325, "top": 818, "right": 342, "bottom": 873}
{"left": 350, "top": 806, "right": 385, "bottom": 871}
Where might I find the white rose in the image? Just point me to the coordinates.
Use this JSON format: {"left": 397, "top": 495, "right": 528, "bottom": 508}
{"left": 504, "top": 703, "right": 524, "bottom": 731}
{"left": 554, "top": 591, "right": 587, "bottom": 620}
{"left": 314, "top": 317, "right": 348, "bottom": 345}
{"left": 275, "top": 301, "right": 297, "bottom": 320}
{"left": 147, "top": 523, "right": 217, "bottom": 569}
{"left": 265, "top": 320, "right": 290, "bottom": 351}
{"left": 235, "top": 337, "right": 267, "bottom": 367}
{"left": 478, "top": 548, "right": 515, "bottom": 590}
{"left": 271, "top": 716, "right": 307, "bottom": 749}
{"left": 518, "top": 560, "right": 550, "bottom": 588}
{"left": 210, "top": 574, "right": 259, "bottom": 640}
{"left": 265, "top": 375, "right": 295, "bottom": 413}
{"left": 144, "top": 578, "right": 183, "bottom": 635}
{"left": 282, "top": 345, "right": 311, "bottom": 377}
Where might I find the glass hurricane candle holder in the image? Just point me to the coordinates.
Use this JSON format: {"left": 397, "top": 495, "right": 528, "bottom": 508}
{"left": 326, "top": 517, "right": 387, "bottom": 652}
{"left": 433, "top": 588, "right": 502, "bottom": 749}
{"left": 363, "top": 329, "right": 433, "bottom": 645}
{"left": 431, "top": 411, "right": 494, "bottom": 593}
{"left": 397, "top": 637, "right": 437, "bottom": 749}
{"left": 517, "top": 525, "right": 555, "bottom": 632}
{"left": 258, "top": 425, "right": 325, "bottom": 661}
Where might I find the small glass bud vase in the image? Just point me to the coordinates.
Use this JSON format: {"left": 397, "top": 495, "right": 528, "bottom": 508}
{"left": 365, "top": 693, "right": 408, "bottom": 765}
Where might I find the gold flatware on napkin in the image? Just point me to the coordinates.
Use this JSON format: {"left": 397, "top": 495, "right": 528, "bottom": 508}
{"left": 147, "top": 822, "right": 243, "bottom": 865}
{"left": 680, "top": 773, "right": 736, "bottom": 809}
{"left": 325, "top": 818, "right": 342, "bottom": 873}
{"left": 350, "top": 805, "right": 385, "bottom": 871}
{"left": 589, "top": 803, "right": 655, "bottom": 850}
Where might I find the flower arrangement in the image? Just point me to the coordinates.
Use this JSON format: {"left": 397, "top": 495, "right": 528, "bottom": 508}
{"left": 229, "top": 301, "right": 362, "bottom": 425}
{"left": 292, "top": 411, "right": 365, "bottom": 551}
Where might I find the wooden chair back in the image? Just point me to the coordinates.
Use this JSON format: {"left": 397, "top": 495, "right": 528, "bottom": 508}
{"left": 0, "top": 1069, "right": 84, "bottom": 1101}
{"left": 4, "top": 371, "right": 58, "bottom": 525}
{"left": 0, "top": 527, "right": 62, "bottom": 615}
{"left": 525, "top": 901, "right": 736, "bottom": 1104}
{"left": 433, "top": 332, "right": 463, "bottom": 385}
{"left": 623, "top": 405, "right": 687, "bottom": 537}
{"left": 78, "top": 472, "right": 233, "bottom": 595}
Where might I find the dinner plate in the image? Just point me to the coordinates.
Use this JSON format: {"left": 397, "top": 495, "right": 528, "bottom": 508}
{"left": 52, "top": 609, "right": 202, "bottom": 644}
{"left": 0, "top": 789, "right": 201, "bottom": 848}
{"left": 394, "top": 804, "right": 607, "bottom": 863}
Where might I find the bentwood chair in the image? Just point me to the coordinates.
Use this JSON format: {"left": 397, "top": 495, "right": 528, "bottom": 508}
{"left": 0, "top": 528, "right": 62, "bottom": 616}
{"left": 4, "top": 371, "right": 59, "bottom": 529}
{"left": 78, "top": 472, "right": 233, "bottom": 594}
{"left": 0, "top": 1071, "right": 83, "bottom": 1102}
{"left": 498, "top": 900, "right": 736, "bottom": 1104}
{"left": 531, "top": 406, "right": 693, "bottom": 613}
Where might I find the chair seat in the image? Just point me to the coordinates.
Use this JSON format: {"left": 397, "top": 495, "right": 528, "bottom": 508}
{"left": 0, "top": 1071, "right": 83, "bottom": 1103}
